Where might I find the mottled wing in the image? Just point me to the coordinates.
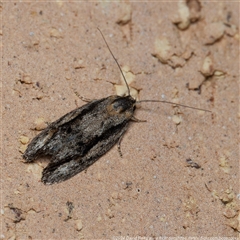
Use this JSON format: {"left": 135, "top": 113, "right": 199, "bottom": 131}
{"left": 41, "top": 122, "right": 129, "bottom": 184}
{"left": 23, "top": 95, "right": 134, "bottom": 184}
{"left": 23, "top": 98, "right": 106, "bottom": 162}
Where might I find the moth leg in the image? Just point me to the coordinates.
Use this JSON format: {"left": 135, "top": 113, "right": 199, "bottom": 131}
{"left": 131, "top": 116, "right": 147, "bottom": 122}
{"left": 73, "top": 90, "right": 94, "bottom": 102}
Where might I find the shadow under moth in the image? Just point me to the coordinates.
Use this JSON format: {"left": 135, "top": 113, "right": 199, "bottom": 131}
{"left": 23, "top": 29, "right": 211, "bottom": 185}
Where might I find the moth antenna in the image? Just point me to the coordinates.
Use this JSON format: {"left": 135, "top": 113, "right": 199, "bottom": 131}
{"left": 97, "top": 28, "right": 211, "bottom": 113}
{"left": 97, "top": 28, "right": 130, "bottom": 96}
{"left": 138, "top": 99, "right": 211, "bottom": 112}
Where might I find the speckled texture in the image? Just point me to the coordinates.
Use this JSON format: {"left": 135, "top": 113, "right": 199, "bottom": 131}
{"left": 23, "top": 96, "right": 135, "bottom": 184}
{"left": 2, "top": 2, "right": 239, "bottom": 239}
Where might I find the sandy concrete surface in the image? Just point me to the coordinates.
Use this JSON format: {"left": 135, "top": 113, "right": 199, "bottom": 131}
{"left": 2, "top": 1, "right": 239, "bottom": 239}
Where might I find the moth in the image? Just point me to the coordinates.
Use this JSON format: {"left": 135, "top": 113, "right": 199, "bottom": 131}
{"left": 23, "top": 29, "right": 210, "bottom": 185}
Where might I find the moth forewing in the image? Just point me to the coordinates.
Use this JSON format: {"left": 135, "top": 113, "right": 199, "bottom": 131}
{"left": 23, "top": 95, "right": 137, "bottom": 184}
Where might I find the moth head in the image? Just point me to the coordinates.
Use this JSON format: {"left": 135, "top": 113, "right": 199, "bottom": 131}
{"left": 107, "top": 95, "right": 136, "bottom": 117}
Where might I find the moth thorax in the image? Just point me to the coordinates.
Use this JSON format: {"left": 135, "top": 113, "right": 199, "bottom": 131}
{"left": 107, "top": 95, "right": 136, "bottom": 116}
